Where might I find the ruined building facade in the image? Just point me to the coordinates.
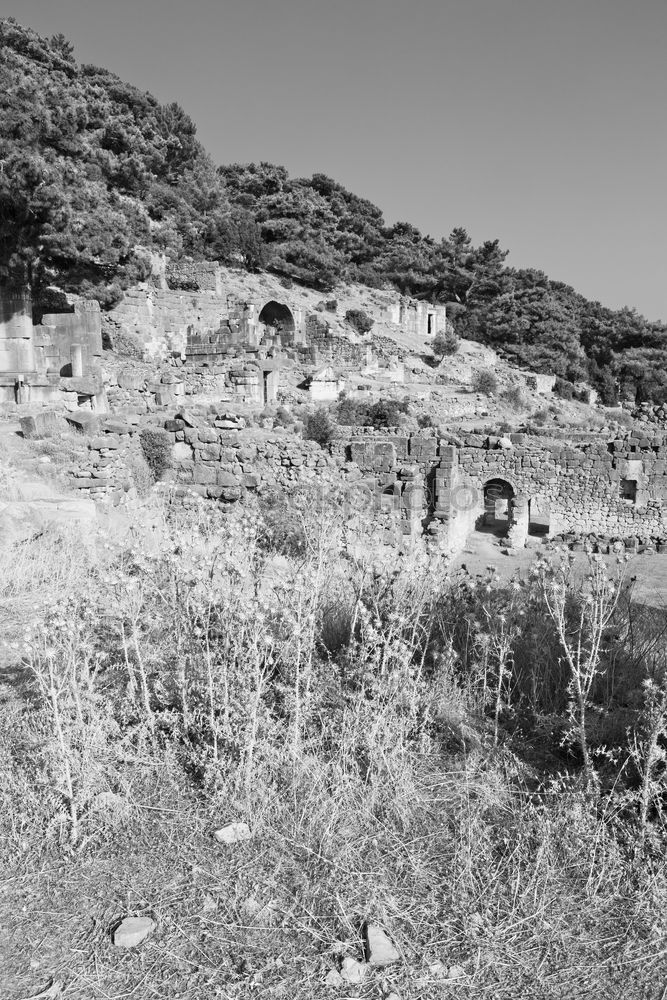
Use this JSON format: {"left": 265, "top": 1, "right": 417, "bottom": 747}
{"left": 0, "top": 289, "right": 105, "bottom": 408}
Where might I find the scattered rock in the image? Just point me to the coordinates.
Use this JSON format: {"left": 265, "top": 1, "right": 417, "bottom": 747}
{"left": 213, "top": 821, "right": 252, "bottom": 844}
{"left": 117, "top": 369, "right": 146, "bottom": 391}
{"left": 65, "top": 411, "right": 100, "bottom": 435}
{"left": 113, "top": 915, "right": 155, "bottom": 948}
{"left": 19, "top": 411, "right": 66, "bottom": 439}
{"left": 240, "top": 896, "right": 279, "bottom": 925}
{"left": 18, "top": 981, "right": 62, "bottom": 1000}
{"left": 201, "top": 893, "right": 217, "bottom": 913}
{"left": 324, "top": 968, "right": 344, "bottom": 987}
{"left": 447, "top": 964, "right": 466, "bottom": 979}
{"left": 176, "top": 408, "right": 199, "bottom": 427}
{"left": 365, "top": 923, "right": 400, "bottom": 966}
{"left": 340, "top": 957, "right": 367, "bottom": 984}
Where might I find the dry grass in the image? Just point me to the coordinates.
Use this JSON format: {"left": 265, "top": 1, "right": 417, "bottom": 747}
{"left": 0, "top": 500, "right": 666, "bottom": 1000}
{"left": 0, "top": 526, "right": 94, "bottom": 652}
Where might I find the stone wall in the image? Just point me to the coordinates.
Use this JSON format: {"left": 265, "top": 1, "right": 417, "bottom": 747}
{"left": 66, "top": 415, "right": 145, "bottom": 503}
{"left": 0, "top": 290, "right": 34, "bottom": 375}
{"left": 524, "top": 373, "right": 556, "bottom": 394}
{"left": 106, "top": 287, "right": 228, "bottom": 359}
{"left": 375, "top": 298, "right": 447, "bottom": 338}
{"left": 166, "top": 259, "right": 222, "bottom": 293}
{"left": 35, "top": 300, "right": 103, "bottom": 375}
{"left": 1, "top": 289, "right": 104, "bottom": 406}
{"left": 306, "top": 315, "right": 370, "bottom": 366}
{"left": 330, "top": 427, "right": 667, "bottom": 554}
{"left": 58, "top": 405, "right": 667, "bottom": 557}
{"left": 165, "top": 413, "right": 337, "bottom": 501}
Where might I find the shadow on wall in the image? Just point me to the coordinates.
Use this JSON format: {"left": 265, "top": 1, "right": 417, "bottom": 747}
{"left": 258, "top": 301, "right": 295, "bottom": 344}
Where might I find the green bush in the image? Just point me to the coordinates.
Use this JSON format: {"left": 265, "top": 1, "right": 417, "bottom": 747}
{"left": 337, "top": 396, "right": 367, "bottom": 426}
{"left": 139, "top": 427, "right": 173, "bottom": 481}
{"left": 344, "top": 309, "right": 374, "bottom": 335}
{"left": 554, "top": 378, "right": 575, "bottom": 400}
{"left": 432, "top": 328, "right": 460, "bottom": 358}
{"left": 471, "top": 369, "right": 498, "bottom": 395}
{"left": 501, "top": 384, "right": 527, "bottom": 410}
{"left": 274, "top": 405, "right": 293, "bottom": 428}
{"left": 366, "top": 398, "right": 410, "bottom": 428}
{"left": 336, "top": 396, "right": 410, "bottom": 428}
{"left": 304, "top": 408, "right": 335, "bottom": 446}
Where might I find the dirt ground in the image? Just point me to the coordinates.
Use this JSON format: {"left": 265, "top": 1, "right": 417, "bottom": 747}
{"left": 451, "top": 528, "right": 667, "bottom": 615}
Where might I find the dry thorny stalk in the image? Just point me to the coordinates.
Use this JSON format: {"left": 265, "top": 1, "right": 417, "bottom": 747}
{"left": 543, "top": 555, "right": 622, "bottom": 788}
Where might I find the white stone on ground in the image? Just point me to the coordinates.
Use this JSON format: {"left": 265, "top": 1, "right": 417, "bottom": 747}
{"left": 113, "top": 916, "right": 155, "bottom": 948}
{"left": 213, "top": 822, "right": 251, "bottom": 844}
{"left": 340, "top": 957, "right": 367, "bottom": 984}
{"left": 365, "top": 923, "right": 400, "bottom": 966}
{"left": 447, "top": 964, "right": 466, "bottom": 978}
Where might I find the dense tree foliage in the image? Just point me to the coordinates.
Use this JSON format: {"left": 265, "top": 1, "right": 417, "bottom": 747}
{"left": 2, "top": 18, "right": 666, "bottom": 398}
{"left": 0, "top": 18, "right": 230, "bottom": 303}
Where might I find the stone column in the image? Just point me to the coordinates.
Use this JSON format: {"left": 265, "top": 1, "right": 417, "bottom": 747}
{"left": 15, "top": 379, "right": 30, "bottom": 404}
{"left": 507, "top": 494, "right": 529, "bottom": 548}
{"left": 0, "top": 289, "right": 35, "bottom": 373}
{"left": 70, "top": 343, "right": 83, "bottom": 377}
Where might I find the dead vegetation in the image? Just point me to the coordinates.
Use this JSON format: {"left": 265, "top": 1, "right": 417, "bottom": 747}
{"left": 0, "top": 494, "right": 666, "bottom": 999}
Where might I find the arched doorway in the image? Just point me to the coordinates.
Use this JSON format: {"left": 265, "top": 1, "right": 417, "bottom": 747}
{"left": 258, "top": 300, "right": 296, "bottom": 345}
{"left": 481, "top": 478, "right": 515, "bottom": 535}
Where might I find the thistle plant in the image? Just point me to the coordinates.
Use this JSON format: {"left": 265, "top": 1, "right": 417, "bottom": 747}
{"left": 543, "top": 555, "right": 622, "bottom": 787}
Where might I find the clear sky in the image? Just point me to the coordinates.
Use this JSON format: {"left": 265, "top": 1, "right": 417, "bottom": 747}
{"left": 3, "top": 0, "right": 666, "bottom": 321}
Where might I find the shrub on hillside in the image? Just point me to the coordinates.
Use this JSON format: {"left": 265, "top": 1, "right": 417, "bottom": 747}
{"left": 316, "top": 299, "right": 338, "bottom": 313}
{"left": 344, "top": 309, "right": 374, "bottom": 336}
{"left": 103, "top": 325, "right": 145, "bottom": 357}
{"left": 257, "top": 489, "right": 309, "bottom": 557}
{"left": 501, "top": 384, "right": 527, "bottom": 410}
{"left": 367, "top": 398, "right": 410, "bottom": 428}
{"left": 274, "top": 405, "right": 293, "bottom": 428}
{"left": 139, "top": 427, "right": 173, "bottom": 481}
{"left": 432, "top": 328, "right": 460, "bottom": 359}
{"left": 554, "top": 378, "right": 575, "bottom": 400}
{"left": 336, "top": 396, "right": 410, "bottom": 428}
{"left": 471, "top": 369, "right": 498, "bottom": 395}
{"left": 336, "top": 395, "right": 367, "bottom": 426}
{"left": 303, "top": 408, "right": 335, "bottom": 446}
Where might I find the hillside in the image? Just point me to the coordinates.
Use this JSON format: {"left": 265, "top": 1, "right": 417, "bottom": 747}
{"left": 2, "top": 17, "right": 667, "bottom": 999}
{"left": 2, "top": 17, "right": 667, "bottom": 404}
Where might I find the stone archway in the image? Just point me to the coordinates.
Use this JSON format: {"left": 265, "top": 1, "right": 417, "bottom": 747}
{"left": 258, "top": 300, "right": 296, "bottom": 345}
{"left": 481, "top": 477, "right": 515, "bottom": 535}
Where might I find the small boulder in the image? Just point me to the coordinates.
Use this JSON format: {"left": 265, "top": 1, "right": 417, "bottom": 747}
{"left": 113, "top": 916, "right": 155, "bottom": 948}
{"left": 19, "top": 410, "right": 66, "bottom": 440}
{"left": 65, "top": 411, "right": 100, "bottom": 435}
{"left": 213, "top": 822, "right": 251, "bottom": 845}
{"left": 447, "top": 965, "right": 466, "bottom": 979}
{"left": 324, "top": 969, "right": 344, "bottom": 987}
{"left": 340, "top": 957, "right": 367, "bottom": 985}
{"left": 365, "top": 923, "right": 400, "bottom": 967}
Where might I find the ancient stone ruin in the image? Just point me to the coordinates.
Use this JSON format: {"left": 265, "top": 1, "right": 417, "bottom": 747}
{"left": 0, "top": 289, "right": 105, "bottom": 409}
